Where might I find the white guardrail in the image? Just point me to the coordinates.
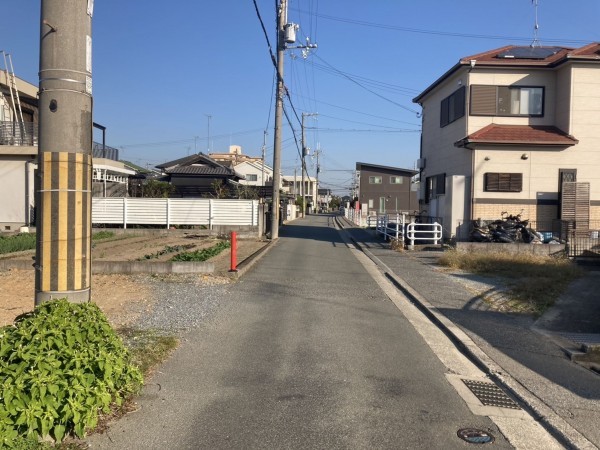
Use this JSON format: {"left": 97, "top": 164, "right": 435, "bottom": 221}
{"left": 92, "top": 198, "right": 259, "bottom": 229}
{"left": 376, "top": 213, "right": 407, "bottom": 241}
{"left": 376, "top": 213, "right": 442, "bottom": 247}
{"left": 405, "top": 222, "right": 442, "bottom": 248}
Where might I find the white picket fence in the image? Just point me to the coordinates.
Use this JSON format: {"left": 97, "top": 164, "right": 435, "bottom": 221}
{"left": 92, "top": 198, "right": 259, "bottom": 229}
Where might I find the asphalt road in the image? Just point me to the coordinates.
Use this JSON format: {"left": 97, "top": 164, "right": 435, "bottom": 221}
{"left": 86, "top": 215, "right": 551, "bottom": 449}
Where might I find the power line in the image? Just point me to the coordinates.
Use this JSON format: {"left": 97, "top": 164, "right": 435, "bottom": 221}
{"left": 312, "top": 54, "right": 420, "bottom": 114}
{"left": 317, "top": 113, "right": 420, "bottom": 130}
{"left": 290, "top": 92, "right": 421, "bottom": 126}
{"left": 316, "top": 128, "right": 420, "bottom": 133}
{"left": 291, "top": 9, "right": 592, "bottom": 45}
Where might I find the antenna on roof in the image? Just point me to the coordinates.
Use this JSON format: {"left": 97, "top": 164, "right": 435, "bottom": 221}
{"left": 530, "top": 0, "right": 541, "bottom": 48}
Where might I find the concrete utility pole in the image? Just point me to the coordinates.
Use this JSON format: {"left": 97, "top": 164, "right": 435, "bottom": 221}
{"left": 301, "top": 112, "right": 317, "bottom": 215}
{"left": 261, "top": 130, "right": 267, "bottom": 186}
{"left": 36, "top": 0, "right": 93, "bottom": 305}
{"left": 315, "top": 147, "right": 321, "bottom": 210}
{"left": 270, "top": 0, "right": 286, "bottom": 239}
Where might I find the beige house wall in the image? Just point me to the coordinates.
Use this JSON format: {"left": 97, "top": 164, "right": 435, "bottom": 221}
{"left": 419, "top": 70, "right": 472, "bottom": 190}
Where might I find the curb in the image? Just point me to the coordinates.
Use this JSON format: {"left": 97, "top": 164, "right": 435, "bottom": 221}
{"left": 340, "top": 225, "right": 595, "bottom": 449}
{"left": 229, "top": 239, "right": 278, "bottom": 279}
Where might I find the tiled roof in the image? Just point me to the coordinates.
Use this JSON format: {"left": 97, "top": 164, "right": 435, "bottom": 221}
{"left": 156, "top": 153, "right": 231, "bottom": 171}
{"left": 414, "top": 42, "right": 600, "bottom": 103}
{"left": 455, "top": 124, "right": 578, "bottom": 148}
{"left": 165, "top": 166, "right": 235, "bottom": 176}
{"left": 460, "top": 45, "right": 572, "bottom": 67}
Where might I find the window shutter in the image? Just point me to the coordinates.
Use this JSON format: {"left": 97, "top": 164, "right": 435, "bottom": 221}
{"left": 470, "top": 85, "right": 496, "bottom": 115}
{"left": 454, "top": 86, "right": 465, "bottom": 120}
{"left": 436, "top": 173, "right": 446, "bottom": 195}
{"left": 440, "top": 98, "right": 449, "bottom": 127}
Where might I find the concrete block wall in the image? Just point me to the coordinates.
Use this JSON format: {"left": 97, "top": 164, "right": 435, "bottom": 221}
{"left": 456, "top": 241, "right": 566, "bottom": 256}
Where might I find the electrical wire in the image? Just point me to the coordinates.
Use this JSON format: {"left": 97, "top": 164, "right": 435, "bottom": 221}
{"left": 312, "top": 54, "right": 420, "bottom": 114}
{"left": 291, "top": 8, "right": 592, "bottom": 45}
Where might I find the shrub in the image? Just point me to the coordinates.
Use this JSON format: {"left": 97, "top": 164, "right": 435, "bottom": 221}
{"left": 0, "top": 300, "right": 143, "bottom": 445}
{"left": 0, "top": 234, "right": 37, "bottom": 254}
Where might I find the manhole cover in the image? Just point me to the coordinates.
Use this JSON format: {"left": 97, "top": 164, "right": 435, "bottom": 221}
{"left": 462, "top": 379, "right": 521, "bottom": 410}
{"left": 457, "top": 428, "right": 495, "bottom": 444}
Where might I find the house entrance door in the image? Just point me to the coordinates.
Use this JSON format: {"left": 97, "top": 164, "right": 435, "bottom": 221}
{"left": 379, "top": 197, "right": 386, "bottom": 214}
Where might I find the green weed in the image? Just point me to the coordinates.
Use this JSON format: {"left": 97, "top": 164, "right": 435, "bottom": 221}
{"left": 0, "top": 300, "right": 143, "bottom": 445}
{"left": 171, "top": 240, "right": 230, "bottom": 262}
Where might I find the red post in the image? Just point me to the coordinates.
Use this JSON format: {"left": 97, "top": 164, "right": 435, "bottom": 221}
{"left": 230, "top": 231, "right": 238, "bottom": 272}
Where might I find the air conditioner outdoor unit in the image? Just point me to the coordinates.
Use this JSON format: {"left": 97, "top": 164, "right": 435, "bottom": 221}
{"left": 417, "top": 158, "right": 426, "bottom": 169}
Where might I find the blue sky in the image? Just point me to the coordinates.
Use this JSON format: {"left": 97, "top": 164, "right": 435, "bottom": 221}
{"left": 2, "top": 1, "right": 599, "bottom": 195}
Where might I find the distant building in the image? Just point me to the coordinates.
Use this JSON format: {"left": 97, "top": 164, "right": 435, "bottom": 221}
{"left": 209, "top": 145, "right": 262, "bottom": 167}
{"left": 155, "top": 153, "right": 244, "bottom": 197}
{"left": 355, "top": 162, "right": 418, "bottom": 215}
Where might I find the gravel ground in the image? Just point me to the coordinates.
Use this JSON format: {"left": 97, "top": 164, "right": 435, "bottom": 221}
{"left": 126, "top": 274, "right": 234, "bottom": 334}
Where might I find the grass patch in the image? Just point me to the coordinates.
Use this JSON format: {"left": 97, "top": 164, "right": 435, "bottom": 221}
{"left": 91, "top": 231, "right": 116, "bottom": 241}
{"left": 0, "top": 233, "right": 37, "bottom": 254}
{"left": 171, "top": 240, "right": 230, "bottom": 262}
{"left": 438, "top": 250, "right": 583, "bottom": 316}
{"left": 0, "top": 231, "right": 117, "bottom": 255}
{"left": 118, "top": 328, "right": 179, "bottom": 375}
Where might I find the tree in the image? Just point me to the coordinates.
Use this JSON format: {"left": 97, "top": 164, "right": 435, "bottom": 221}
{"left": 130, "top": 179, "right": 174, "bottom": 198}
{"left": 329, "top": 195, "right": 341, "bottom": 210}
{"left": 211, "top": 179, "right": 230, "bottom": 199}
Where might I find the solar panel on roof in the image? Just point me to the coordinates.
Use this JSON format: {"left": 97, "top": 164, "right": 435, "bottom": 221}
{"left": 497, "top": 46, "right": 562, "bottom": 60}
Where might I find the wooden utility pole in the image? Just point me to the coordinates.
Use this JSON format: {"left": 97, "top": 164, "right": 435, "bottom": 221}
{"left": 36, "top": 0, "right": 93, "bottom": 305}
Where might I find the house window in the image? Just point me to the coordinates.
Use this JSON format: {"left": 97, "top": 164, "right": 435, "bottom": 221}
{"left": 369, "top": 176, "right": 382, "bottom": 184}
{"left": 425, "top": 173, "right": 446, "bottom": 203}
{"left": 390, "top": 176, "right": 403, "bottom": 184}
{"left": 246, "top": 174, "right": 258, "bottom": 181}
{"left": 471, "top": 85, "right": 544, "bottom": 116}
{"left": 368, "top": 199, "right": 374, "bottom": 208}
{"left": 484, "top": 173, "right": 523, "bottom": 192}
{"left": 440, "top": 86, "right": 465, "bottom": 127}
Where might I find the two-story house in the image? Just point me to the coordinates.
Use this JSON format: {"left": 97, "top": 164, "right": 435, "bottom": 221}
{"left": 356, "top": 162, "right": 418, "bottom": 215}
{"left": 413, "top": 43, "right": 600, "bottom": 239}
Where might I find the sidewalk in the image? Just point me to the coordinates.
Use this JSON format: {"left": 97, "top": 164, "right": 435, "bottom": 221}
{"left": 340, "top": 220, "right": 600, "bottom": 449}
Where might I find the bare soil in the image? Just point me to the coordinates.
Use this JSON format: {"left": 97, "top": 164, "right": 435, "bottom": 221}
{"left": 0, "top": 233, "right": 268, "bottom": 328}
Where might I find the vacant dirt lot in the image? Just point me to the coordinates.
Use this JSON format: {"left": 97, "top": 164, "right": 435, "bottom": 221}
{"left": 0, "top": 233, "right": 268, "bottom": 327}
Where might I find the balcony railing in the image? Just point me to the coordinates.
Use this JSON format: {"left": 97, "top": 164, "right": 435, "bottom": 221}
{"left": 0, "top": 121, "right": 38, "bottom": 146}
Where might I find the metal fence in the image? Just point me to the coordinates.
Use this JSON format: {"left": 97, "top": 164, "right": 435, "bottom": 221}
{"left": 375, "top": 214, "right": 406, "bottom": 241}
{"left": 374, "top": 213, "right": 443, "bottom": 247}
{"left": 92, "top": 198, "right": 260, "bottom": 229}
{"left": 0, "top": 121, "right": 37, "bottom": 146}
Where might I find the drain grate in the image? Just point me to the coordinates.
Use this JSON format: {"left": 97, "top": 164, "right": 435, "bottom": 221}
{"left": 557, "top": 333, "right": 600, "bottom": 346}
{"left": 461, "top": 379, "right": 521, "bottom": 410}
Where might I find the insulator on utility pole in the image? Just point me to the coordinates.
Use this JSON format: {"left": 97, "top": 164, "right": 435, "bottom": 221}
{"left": 36, "top": 0, "right": 93, "bottom": 305}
